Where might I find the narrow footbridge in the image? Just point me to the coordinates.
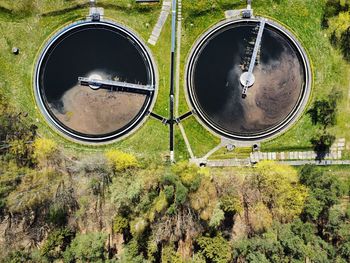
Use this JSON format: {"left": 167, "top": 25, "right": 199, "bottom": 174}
{"left": 241, "top": 18, "right": 266, "bottom": 98}
{"left": 78, "top": 77, "right": 155, "bottom": 94}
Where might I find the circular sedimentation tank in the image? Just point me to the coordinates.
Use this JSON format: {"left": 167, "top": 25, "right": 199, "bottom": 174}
{"left": 186, "top": 18, "right": 311, "bottom": 141}
{"left": 34, "top": 20, "right": 157, "bottom": 143}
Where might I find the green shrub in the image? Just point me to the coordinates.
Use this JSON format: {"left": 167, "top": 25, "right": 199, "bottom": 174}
{"left": 63, "top": 232, "right": 107, "bottom": 263}
{"left": 173, "top": 162, "right": 202, "bottom": 191}
{"left": 119, "top": 239, "right": 145, "bottom": 263}
{"left": 0, "top": 161, "right": 28, "bottom": 213}
{"left": 196, "top": 234, "right": 232, "bottom": 263}
{"left": 209, "top": 205, "right": 225, "bottom": 228}
{"left": 164, "top": 185, "right": 175, "bottom": 201}
{"left": 40, "top": 228, "right": 74, "bottom": 261}
{"left": 130, "top": 217, "right": 148, "bottom": 237}
{"left": 220, "top": 195, "right": 242, "bottom": 214}
{"left": 161, "top": 245, "right": 183, "bottom": 263}
{"left": 175, "top": 182, "right": 188, "bottom": 205}
{"left": 300, "top": 165, "right": 346, "bottom": 222}
{"left": 113, "top": 215, "right": 129, "bottom": 234}
{"left": 47, "top": 204, "right": 68, "bottom": 226}
{"left": 33, "top": 138, "right": 59, "bottom": 167}
{"left": 2, "top": 249, "right": 33, "bottom": 263}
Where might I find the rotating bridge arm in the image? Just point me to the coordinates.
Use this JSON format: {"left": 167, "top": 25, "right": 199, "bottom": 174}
{"left": 78, "top": 77, "right": 154, "bottom": 93}
{"left": 241, "top": 18, "right": 266, "bottom": 98}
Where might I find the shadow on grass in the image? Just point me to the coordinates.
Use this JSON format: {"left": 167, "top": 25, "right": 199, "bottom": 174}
{"left": 41, "top": 3, "right": 89, "bottom": 17}
{"left": 184, "top": 1, "right": 242, "bottom": 22}
{"left": 0, "top": 5, "right": 12, "bottom": 14}
{"left": 307, "top": 90, "right": 341, "bottom": 161}
{"left": 0, "top": 5, "right": 33, "bottom": 20}
{"left": 306, "top": 90, "right": 341, "bottom": 128}
{"left": 41, "top": 2, "right": 157, "bottom": 17}
{"left": 311, "top": 132, "right": 336, "bottom": 161}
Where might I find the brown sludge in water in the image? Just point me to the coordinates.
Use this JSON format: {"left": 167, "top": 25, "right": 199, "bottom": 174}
{"left": 52, "top": 85, "right": 146, "bottom": 135}
{"left": 239, "top": 50, "right": 302, "bottom": 131}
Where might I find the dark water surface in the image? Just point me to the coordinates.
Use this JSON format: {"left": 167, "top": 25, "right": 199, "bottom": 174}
{"left": 39, "top": 23, "right": 153, "bottom": 139}
{"left": 190, "top": 21, "right": 306, "bottom": 137}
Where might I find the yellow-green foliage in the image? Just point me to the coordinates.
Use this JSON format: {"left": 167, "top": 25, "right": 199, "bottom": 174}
{"left": 33, "top": 138, "right": 58, "bottom": 166}
{"left": 63, "top": 232, "right": 107, "bottom": 262}
{"left": 113, "top": 216, "right": 128, "bottom": 234}
{"left": 209, "top": 204, "right": 225, "bottom": 228}
{"left": 130, "top": 217, "right": 147, "bottom": 237}
{"left": 189, "top": 177, "right": 218, "bottom": 221}
{"left": 220, "top": 195, "right": 243, "bottom": 214}
{"left": 161, "top": 245, "right": 183, "bottom": 263}
{"left": 249, "top": 202, "right": 273, "bottom": 233}
{"left": 0, "top": 161, "right": 30, "bottom": 210}
{"left": 196, "top": 234, "right": 232, "bottom": 263}
{"left": 173, "top": 161, "right": 202, "bottom": 191}
{"left": 253, "top": 161, "right": 308, "bottom": 222}
{"left": 147, "top": 239, "right": 158, "bottom": 262}
{"left": 154, "top": 191, "right": 168, "bottom": 213}
{"left": 9, "top": 139, "right": 28, "bottom": 158}
{"left": 148, "top": 190, "right": 168, "bottom": 222}
{"left": 105, "top": 150, "right": 138, "bottom": 172}
{"left": 7, "top": 169, "right": 61, "bottom": 213}
{"left": 328, "top": 11, "right": 350, "bottom": 38}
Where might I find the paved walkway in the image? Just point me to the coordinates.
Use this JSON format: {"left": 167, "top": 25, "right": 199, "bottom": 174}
{"left": 280, "top": 160, "right": 350, "bottom": 166}
{"left": 89, "top": 7, "right": 104, "bottom": 19}
{"left": 148, "top": 0, "right": 172, "bottom": 45}
{"left": 224, "top": 9, "right": 242, "bottom": 19}
{"left": 175, "top": 0, "right": 182, "bottom": 117}
{"left": 190, "top": 138, "right": 348, "bottom": 167}
{"left": 197, "top": 159, "right": 350, "bottom": 167}
{"left": 173, "top": 0, "right": 194, "bottom": 159}
{"left": 250, "top": 138, "right": 345, "bottom": 162}
{"left": 203, "top": 143, "right": 223, "bottom": 160}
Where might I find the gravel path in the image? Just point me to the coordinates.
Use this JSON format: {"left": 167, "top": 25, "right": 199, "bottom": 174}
{"left": 148, "top": 0, "right": 172, "bottom": 45}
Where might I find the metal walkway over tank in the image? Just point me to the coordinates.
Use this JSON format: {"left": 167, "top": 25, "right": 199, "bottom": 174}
{"left": 241, "top": 18, "right": 266, "bottom": 98}
{"left": 78, "top": 77, "right": 155, "bottom": 93}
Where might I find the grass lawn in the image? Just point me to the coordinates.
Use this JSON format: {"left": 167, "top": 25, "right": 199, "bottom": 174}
{"left": 178, "top": 0, "right": 350, "bottom": 157}
{"left": 0, "top": 0, "right": 349, "bottom": 161}
{"left": 255, "top": 0, "right": 350, "bottom": 152}
{"left": 0, "top": 0, "right": 173, "bottom": 161}
{"left": 209, "top": 146, "right": 252, "bottom": 160}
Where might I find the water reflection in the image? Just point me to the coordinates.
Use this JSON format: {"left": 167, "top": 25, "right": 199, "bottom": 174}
{"left": 192, "top": 22, "right": 305, "bottom": 136}
{"left": 39, "top": 24, "right": 151, "bottom": 137}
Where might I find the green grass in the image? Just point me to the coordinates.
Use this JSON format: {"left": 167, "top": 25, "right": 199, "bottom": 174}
{"left": 1, "top": 0, "right": 350, "bottom": 161}
{"left": 255, "top": 0, "right": 350, "bottom": 151}
{"left": 178, "top": 0, "right": 350, "bottom": 155}
{"left": 209, "top": 147, "right": 252, "bottom": 160}
{"left": 181, "top": 117, "right": 220, "bottom": 158}
{"left": 0, "top": 0, "right": 175, "bottom": 161}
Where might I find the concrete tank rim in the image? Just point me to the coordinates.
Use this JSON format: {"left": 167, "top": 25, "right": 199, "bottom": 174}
{"left": 33, "top": 18, "right": 159, "bottom": 144}
{"left": 184, "top": 17, "right": 312, "bottom": 143}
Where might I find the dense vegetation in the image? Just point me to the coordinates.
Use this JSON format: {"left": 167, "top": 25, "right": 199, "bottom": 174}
{"left": 0, "top": 0, "right": 350, "bottom": 262}
{"left": 0, "top": 93, "right": 349, "bottom": 262}
{"left": 323, "top": 0, "right": 350, "bottom": 61}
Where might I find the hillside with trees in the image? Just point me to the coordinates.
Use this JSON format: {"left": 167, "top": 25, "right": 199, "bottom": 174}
{"left": 0, "top": 93, "right": 349, "bottom": 262}
{"left": 0, "top": 0, "right": 350, "bottom": 262}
